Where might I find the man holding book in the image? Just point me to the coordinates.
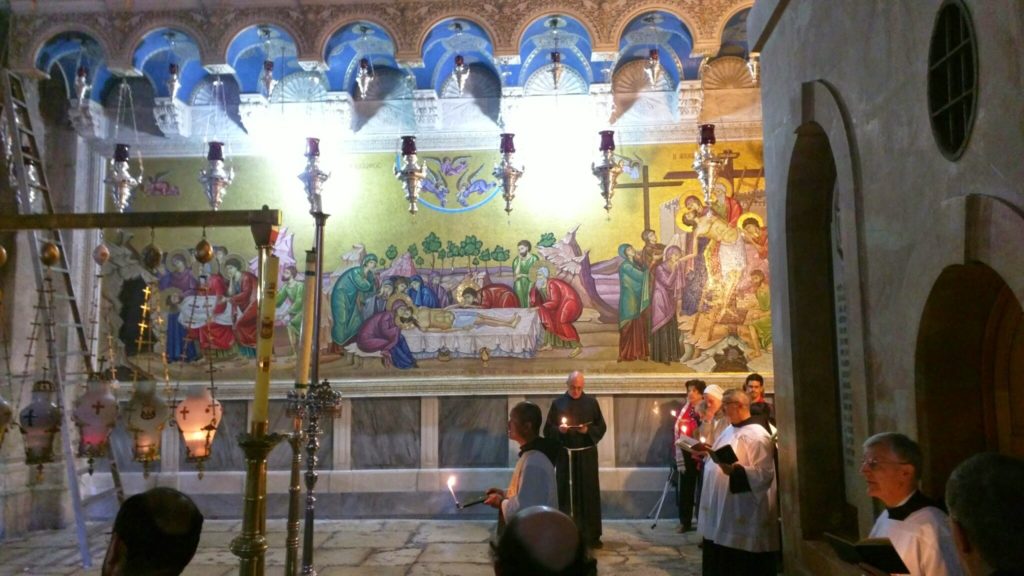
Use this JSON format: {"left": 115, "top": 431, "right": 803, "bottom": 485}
{"left": 860, "top": 432, "right": 964, "bottom": 576}
{"left": 695, "top": 389, "right": 778, "bottom": 575}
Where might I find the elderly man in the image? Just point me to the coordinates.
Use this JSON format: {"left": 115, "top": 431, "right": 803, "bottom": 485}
{"left": 696, "top": 389, "right": 778, "bottom": 575}
{"left": 544, "top": 371, "right": 608, "bottom": 548}
{"left": 102, "top": 487, "right": 204, "bottom": 576}
{"left": 490, "top": 505, "right": 597, "bottom": 576}
{"left": 860, "top": 432, "right": 964, "bottom": 576}
{"left": 946, "top": 452, "right": 1024, "bottom": 576}
{"left": 485, "top": 402, "right": 559, "bottom": 523}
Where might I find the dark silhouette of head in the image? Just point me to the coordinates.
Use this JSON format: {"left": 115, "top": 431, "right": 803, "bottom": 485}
{"left": 491, "top": 506, "right": 596, "bottom": 576}
{"left": 946, "top": 452, "right": 1024, "bottom": 574}
{"left": 102, "top": 487, "right": 204, "bottom": 576}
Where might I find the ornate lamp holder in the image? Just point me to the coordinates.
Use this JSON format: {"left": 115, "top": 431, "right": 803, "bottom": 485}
{"left": 492, "top": 133, "right": 524, "bottom": 215}
{"left": 260, "top": 60, "right": 277, "bottom": 99}
{"left": 175, "top": 385, "right": 223, "bottom": 479}
{"left": 19, "top": 379, "right": 61, "bottom": 479}
{"left": 105, "top": 143, "right": 142, "bottom": 213}
{"left": 592, "top": 130, "right": 623, "bottom": 213}
{"left": 71, "top": 373, "right": 118, "bottom": 474}
{"left": 74, "top": 66, "right": 90, "bottom": 105}
{"left": 298, "top": 137, "right": 330, "bottom": 214}
{"left": 395, "top": 135, "right": 427, "bottom": 215}
{"left": 747, "top": 53, "right": 761, "bottom": 85}
{"left": 167, "top": 63, "right": 181, "bottom": 101}
{"left": 453, "top": 55, "right": 470, "bottom": 96}
{"left": 356, "top": 58, "right": 374, "bottom": 100}
{"left": 287, "top": 378, "right": 343, "bottom": 575}
{"left": 693, "top": 124, "right": 725, "bottom": 205}
{"left": 199, "top": 141, "right": 234, "bottom": 211}
{"left": 645, "top": 49, "right": 662, "bottom": 85}
{"left": 550, "top": 51, "right": 563, "bottom": 90}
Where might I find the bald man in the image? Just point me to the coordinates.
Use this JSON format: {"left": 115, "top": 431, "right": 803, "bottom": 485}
{"left": 543, "top": 371, "right": 608, "bottom": 548}
{"left": 102, "top": 487, "right": 204, "bottom": 576}
{"left": 490, "top": 505, "right": 597, "bottom": 576}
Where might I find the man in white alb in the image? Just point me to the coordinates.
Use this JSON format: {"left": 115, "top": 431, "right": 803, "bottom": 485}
{"left": 860, "top": 432, "right": 964, "bottom": 576}
{"left": 485, "top": 401, "right": 559, "bottom": 524}
{"left": 696, "top": 389, "right": 778, "bottom": 575}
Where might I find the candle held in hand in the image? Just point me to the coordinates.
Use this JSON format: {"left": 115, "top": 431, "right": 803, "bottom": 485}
{"left": 446, "top": 475, "right": 459, "bottom": 506}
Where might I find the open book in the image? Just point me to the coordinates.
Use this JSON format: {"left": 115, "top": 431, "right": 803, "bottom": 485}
{"left": 824, "top": 533, "right": 909, "bottom": 575}
{"left": 674, "top": 438, "right": 738, "bottom": 465}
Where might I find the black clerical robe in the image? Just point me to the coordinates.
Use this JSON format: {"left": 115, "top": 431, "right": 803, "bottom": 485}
{"left": 543, "top": 392, "right": 607, "bottom": 544}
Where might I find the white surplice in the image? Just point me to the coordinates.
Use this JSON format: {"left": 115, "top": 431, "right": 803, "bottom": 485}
{"left": 501, "top": 450, "right": 558, "bottom": 519}
{"left": 697, "top": 421, "right": 779, "bottom": 553}
{"left": 868, "top": 503, "right": 965, "bottom": 576}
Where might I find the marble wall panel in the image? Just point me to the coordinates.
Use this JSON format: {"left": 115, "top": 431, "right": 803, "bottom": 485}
{"left": 179, "top": 400, "right": 246, "bottom": 472}
{"left": 352, "top": 398, "right": 420, "bottom": 469}
{"left": 614, "top": 396, "right": 684, "bottom": 467}
{"left": 439, "top": 397, "right": 507, "bottom": 468}
{"left": 266, "top": 400, "right": 334, "bottom": 471}
{"left": 109, "top": 403, "right": 161, "bottom": 474}
{"left": 525, "top": 395, "right": 561, "bottom": 435}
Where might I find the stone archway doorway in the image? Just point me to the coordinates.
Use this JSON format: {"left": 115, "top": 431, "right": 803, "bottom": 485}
{"left": 916, "top": 262, "right": 1024, "bottom": 498}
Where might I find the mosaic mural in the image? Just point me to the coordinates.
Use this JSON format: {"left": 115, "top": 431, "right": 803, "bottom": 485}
{"left": 101, "top": 141, "right": 769, "bottom": 382}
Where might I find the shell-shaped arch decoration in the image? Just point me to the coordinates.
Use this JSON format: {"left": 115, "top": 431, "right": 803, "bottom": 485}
{"left": 701, "top": 56, "right": 755, "bottom": 90}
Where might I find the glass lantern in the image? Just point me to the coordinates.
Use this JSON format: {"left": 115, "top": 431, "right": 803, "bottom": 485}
{"left": 72, "top": 374, "right": 118, "bottom": 474}
{"left": 174, "top": 385, "right": 223, "bottom": 478}
{"left": 19, "top": 379, "right": 61, "bottom": 477}
{"left": 124, "top": 380, "right": 170, "bottom": 476}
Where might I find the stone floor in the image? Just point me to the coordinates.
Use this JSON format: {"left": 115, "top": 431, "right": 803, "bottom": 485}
{"left": 0, "top": 518, "right": 703, "bottom": 575}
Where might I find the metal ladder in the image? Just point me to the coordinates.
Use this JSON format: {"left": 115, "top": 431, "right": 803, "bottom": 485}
{"left": 2, "top": 68, "right": 97, "bottom": 568}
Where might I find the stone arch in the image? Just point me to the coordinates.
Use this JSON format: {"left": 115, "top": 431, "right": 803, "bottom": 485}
{"left": 215, "top": 16, "right": 309, "bottom": 67}
{"left": 712, "top": 2, "right": 756, "bottom": 49}
{"left": 20, "top": 24, "right": 114, "bottom": 75}
{"left": 414, "top": 14, "right": 500, "bottom": 61}
{"left": 510, "top": 9, "right": 598, "bottom": 55}
{"left": 119, "top": 19, "right": 215, "bottom": 71}
{"left": 777, "top": 79, "right": 874, "bottom": 554}
{"left": 914, "top": 194, "right": 1024, "bottom": 498}
{"left": 609, "top": 5, "right": 701, "bottom": 53}
{"left": 313, "top": 17, "right": 401, "bottom": 64}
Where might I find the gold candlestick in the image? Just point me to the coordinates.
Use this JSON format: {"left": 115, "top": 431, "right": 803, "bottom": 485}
{"left": 230, "top": 421, "right": 284, "bottom": 576}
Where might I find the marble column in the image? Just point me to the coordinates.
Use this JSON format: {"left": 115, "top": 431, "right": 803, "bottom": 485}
{"left": 597, "top": 396, "right": 615, "bottom": 468}
{"left": 421, "top": 397, "right": 439, "bottom": 469}
{"left": 334, "top": 398, "right": 351, "bottom": 470}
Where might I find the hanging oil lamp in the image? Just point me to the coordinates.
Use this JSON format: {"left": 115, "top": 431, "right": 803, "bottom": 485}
{"left": 693, "top": 124, "right": 725, "bottom": 206}
{"left": 174, "top": 385, "right": 223, "bottom": 479}
{"left": 645, "top": 49, "right": 662, "bottom": 85}
{"left": 198, "top": 141, "right": 234, "bottom": 211}
{"left": 492, "top": 133, "right": 524, "bottom": 215}
{"left": 124, "top": 379, "right": 171, "bottom": 477}
{"left": 72, "top": 372, "right": 118, "bottom": 474}
{"left": 453, "top": 55, "right": 470, "bottom": 96}
{"left": 19, "top": 379, "right": 61, "bottom": 479}
{"left": 105, "top": 143, "right": 142, "bottom": 213}
{"left": 550, "top": 52, "right": 563, "bottom": 90}
{"left": 299, "top": 137, "right": 330, "bottom": 214}
{"left": 356, "top": 58, "right": 374, "bottom": 100}
{"left": 395, "top": 135, "right": 427, "bottom": 215}
{"left": 592, "top": 130, "right": 623, "bottom": 213}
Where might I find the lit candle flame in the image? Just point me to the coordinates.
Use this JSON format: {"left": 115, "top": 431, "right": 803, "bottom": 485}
{"left": 561, "top": 417, "right": 567, "bottom": 425}
{"left": 700, "top": 436, "right": 706, "bottom": 444}
{"left": 671, "top": 410, "right": 678, "bottom": 417}
{"left": 446, "top": 475, "right": 459, "bottom": 506}
{"left": 682, "top": 424, "right": 687, "bottom": 434}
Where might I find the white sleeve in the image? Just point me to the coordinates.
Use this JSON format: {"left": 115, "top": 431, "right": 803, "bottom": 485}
{"left": 912, "top": 517, "right": 965, "bottom": 576}
{"left": 737, "top": 431, "right": 775, "bottom": 493}
{"left": 502, "top": 458, "right": 551, "bottom": 519}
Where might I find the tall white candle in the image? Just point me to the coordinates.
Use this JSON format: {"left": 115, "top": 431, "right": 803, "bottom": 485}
{"left": 252, "top": 255, "right": 279, "bottom": 424}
